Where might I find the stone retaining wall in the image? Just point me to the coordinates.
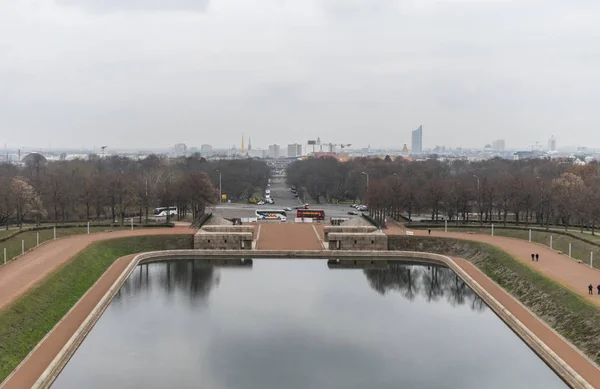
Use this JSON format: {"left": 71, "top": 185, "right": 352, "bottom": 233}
{"left": 323, "top": 226, "right": 377, "bottom": 241}
{"left": 194, "top": 231, "right": 253, "bottom": 250}
{"left": 327, "top": 232, "right": 387, "bottom": 250}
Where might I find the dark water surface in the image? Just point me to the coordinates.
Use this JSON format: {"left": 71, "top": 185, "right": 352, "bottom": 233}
{"left": 51, "top": 259, "right": 566, "bottom": 389}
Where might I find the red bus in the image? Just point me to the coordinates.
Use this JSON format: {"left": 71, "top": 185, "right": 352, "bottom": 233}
{"left": 297, "top": 209, "right": 325, "bottom": 220}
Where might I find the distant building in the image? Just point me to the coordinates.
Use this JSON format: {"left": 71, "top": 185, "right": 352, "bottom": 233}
{"left": 513, "top": 150, "right": 542, "bottom": 161}
{"left": 548, "top": 136, "right": 556, "bottom": 152}
{"left": 173, "top": 143, "right": 187, "bottom": 156}
{"left": 248, "top": 149, "right": 266, "bottom": 158}
{"left": 411, "top": 125, "right": 423, "bottom": 153}
{"left": 492, "top": 139, "right": 505, "bottom": 152}
{"left": 268, "top": 144, "right": 280, "bottom": 159}
{"left": 200, "top": 144, "right": 213, "bottom": 156}
{"left": 287, "top": 143, "right": 302, "bottom": 158}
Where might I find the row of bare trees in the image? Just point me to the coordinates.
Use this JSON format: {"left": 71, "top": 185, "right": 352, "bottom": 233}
{"left": 287, "top": 156, "right": 600, "bottom": 232}
{"left": 0, "top": 154, "right": 269, "bottom": 228}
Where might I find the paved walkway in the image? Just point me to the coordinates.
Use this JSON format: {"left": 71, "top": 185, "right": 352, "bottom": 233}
{"left": 454, "top": 257, "right": 600, "bottom": 388}
{"left": 0, "top": 227, "right": 195, "bottom": 311}
{"left": 256, "top": 223, "right": 323, "bottom": 250}
{"left": 404, "top": 228, "right": 600, "bottom": 306}
{"left": 1, "top": 254, "right": 137, "bottom": 389}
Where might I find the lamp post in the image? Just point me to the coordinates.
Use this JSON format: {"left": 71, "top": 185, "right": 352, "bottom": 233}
{"left": 536, "top": 176, "right": 544, "bottom": 226}
{"left": 361, "top": 172, "right": 369, "bottom": 201}
{"left": 474, "top": 174, "right": 480, "bottom": 224}
{"left": 216, "top": 170, "right": 222, "bottom": 203}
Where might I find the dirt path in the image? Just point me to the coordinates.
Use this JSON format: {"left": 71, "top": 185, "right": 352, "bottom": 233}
{"left": 400, "top": 229, "right": 600, "bottom": 306}
{"left": 256, "top": 223, "right": 323, "bottom": 250}
{"left": 0, "top": 227, "right": 195, "bottom": 312}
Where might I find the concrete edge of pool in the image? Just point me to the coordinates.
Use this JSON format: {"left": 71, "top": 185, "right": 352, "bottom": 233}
{"left": 27, "top": 250, "right": 595, "bottom": 389}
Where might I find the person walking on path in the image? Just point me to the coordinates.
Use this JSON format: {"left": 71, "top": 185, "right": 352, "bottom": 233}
{"left": 589, "top": 284, "right": 594, "bottom": 295}
{"left": 535, "top": 253, "right": 539, "bottom": 261}
{"left": 428, "top": 229, "right": 431, "bottom": 235}
{"left": 597, "top": 284, "right": 600, "bottom": 295}
{"left": 531, "top": 253, "right": 535, "bottom": 261}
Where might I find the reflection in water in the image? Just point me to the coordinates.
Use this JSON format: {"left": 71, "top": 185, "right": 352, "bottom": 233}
{"left": 364, "top": 264, "right": 486, "bottom": 312}
{"left": 114, "top": 260, "right": 222, "bottom": 306}
{"left": 51, "top": 259, "right": 566, "bottom": 389}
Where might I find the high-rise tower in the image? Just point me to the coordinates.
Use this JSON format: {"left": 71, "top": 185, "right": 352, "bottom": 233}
{"left": 411, "top": 125, "right": 423, "bottom": 153}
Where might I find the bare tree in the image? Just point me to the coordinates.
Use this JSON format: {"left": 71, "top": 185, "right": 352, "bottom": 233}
{"left": 551, "top": 172, "right": 586, "bottom": 230}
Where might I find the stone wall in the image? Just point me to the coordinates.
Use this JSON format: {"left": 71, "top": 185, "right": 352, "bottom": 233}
{"left": 194, "top": 231, "right": 253, "bottom": 250}
{"left": 201, "top": 225, "right": 255, "bottom": 234}
{"left": 323, "top": 226, "right": 377, "bottom": 242}
{"left": 327, "top": 232, "right": 387, "bottom": 250}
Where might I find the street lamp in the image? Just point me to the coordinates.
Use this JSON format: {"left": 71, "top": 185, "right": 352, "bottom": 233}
{"left": 216, "top": 169, "right": 222, "bottom": 203}
{"left": 473, "top": 174, "right": 480, "bottom": 224}
{"left": 361, "top": 172, "right": 369, "bottom": 208}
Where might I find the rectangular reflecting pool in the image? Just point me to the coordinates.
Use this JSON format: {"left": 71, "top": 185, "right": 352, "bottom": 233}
{"left": 51, "top": 259, "right": 566, "bottom": 389}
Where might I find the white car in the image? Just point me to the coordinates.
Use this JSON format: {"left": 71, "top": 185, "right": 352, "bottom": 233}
{"left": 284, "top": 207, "right": 292, "bottom": 211}
{"left": 257, "top": 201, "right": 265, "bottom": 205}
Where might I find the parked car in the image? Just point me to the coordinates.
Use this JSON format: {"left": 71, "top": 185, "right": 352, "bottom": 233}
{"left": 348, "top": 211, "right": 359, "bottom": 215}
{"left": 284, "top": 207, "right": 292, "bottom": 211}
{"left": 257, "top": 200, "right": 265, "bottom": 205}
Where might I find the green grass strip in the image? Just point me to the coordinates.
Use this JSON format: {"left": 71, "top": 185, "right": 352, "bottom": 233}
{"left": 0, "top": 234, "right": 193, "bottom": 382}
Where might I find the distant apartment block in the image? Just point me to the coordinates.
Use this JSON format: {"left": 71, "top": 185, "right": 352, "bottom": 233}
{"left": 492, "top": 139, "right": 505, "bottom": 152}
{"left": 287, "top": 143, "right": 302, "bottom": 158}
{"left": 173, "top": 143, "right": 187, "bottom": 156}
{"left": 200, "top": 144, "right": 213, "bottom": 156}
{"left": 411, "top": 125, "right": 423, "bottom": 153}
{"left": 268, "top": 144, "right": 280, "bottom": 159}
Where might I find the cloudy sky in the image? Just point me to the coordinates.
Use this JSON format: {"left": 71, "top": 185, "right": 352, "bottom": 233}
{"left": 1, "top": 0, "right": 599, "bottom": 151}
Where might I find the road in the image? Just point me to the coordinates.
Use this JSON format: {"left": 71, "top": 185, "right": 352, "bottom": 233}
{"left": 210, "top": 177, "right": 361, "bottom": 221}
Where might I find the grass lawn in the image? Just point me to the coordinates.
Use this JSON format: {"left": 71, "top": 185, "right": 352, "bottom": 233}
{"left": 0, "top": 230, "right": 16, "bottom": 240}
{"left": 388, "top": 236, "right": 600, "bottom": 365}
{"left": 428, "top": 226, "right": 600, "bottom": 270}
{"left": 0, "top": 234, "right": 193, "bottom": 383}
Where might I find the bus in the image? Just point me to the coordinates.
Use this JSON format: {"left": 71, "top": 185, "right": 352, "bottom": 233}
{"left": 154, "top": 207, "right": 177, "bottom": 217}
{"left": 296, "top": 209, "right": 325, "bottom": 221}
{"left": 255, "top": 210, "right": 287, "bottom": 221}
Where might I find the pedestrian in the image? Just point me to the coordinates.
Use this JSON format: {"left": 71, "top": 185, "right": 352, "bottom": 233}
{"left": 428, "top": 229, "right": 431, "bottom": 235}
{"left": 531, "top": 253, "right": 535, "bottom": 261}
{"left": 589, "top": 284, "right": 594, "bottom": 295}
{"left": 535, "top": 253, "right": 539, "bottom": 262}
{"left": 597, "top": 284, "right": 600, "bottom": 295}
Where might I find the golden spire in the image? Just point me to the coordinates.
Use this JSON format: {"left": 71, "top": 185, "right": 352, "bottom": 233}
{"left": 241, "top": 133, "right": 245, "bottom": 153}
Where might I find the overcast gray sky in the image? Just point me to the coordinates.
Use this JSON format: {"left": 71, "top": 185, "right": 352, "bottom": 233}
{"left": 2, "top": 0, "right": 599, "bottom": 151}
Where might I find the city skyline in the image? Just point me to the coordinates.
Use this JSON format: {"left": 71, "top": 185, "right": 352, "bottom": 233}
{"left": 2, "top": 1, "right": 600, "bottom": 150}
